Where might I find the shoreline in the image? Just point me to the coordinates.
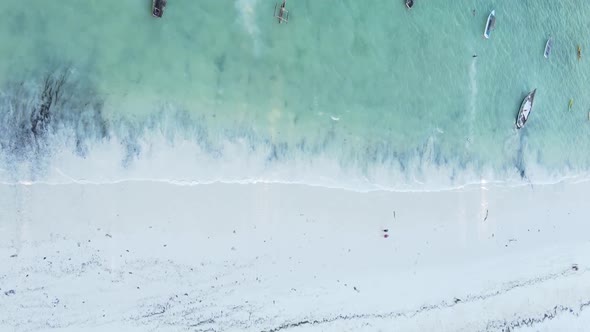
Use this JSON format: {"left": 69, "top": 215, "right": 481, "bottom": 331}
{"left": 2, "top": 168, "right": 590, "bottom": 194}
{"left": 1, "top": 180, "right": 589, "bottom": 331}
{"left": 2, "top": 70, "right": 590, "bottom": 192}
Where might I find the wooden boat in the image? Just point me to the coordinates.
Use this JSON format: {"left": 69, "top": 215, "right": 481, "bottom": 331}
{"left": 578, "top": 45, "right": 582, "bottom": 60}
{"left": 544, "top": 36, "right": 553, "bottom": 58}
{"left": 274, "top": 0, "right": 289, "bottom": 24}
{"left": 483, "top": 10, "right": 496, "bottom": 39}
{"left": 405, "top": 0, "right": 414, "bottom": 9}
{"left": 516, "top": 89, "right": 536, "bottom": 129}
{"left": 152, "top": 0, "right": 167, "bottom": 18}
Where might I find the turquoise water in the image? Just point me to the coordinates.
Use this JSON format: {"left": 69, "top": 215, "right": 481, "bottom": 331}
{"left": 2, "top": 0, "right": 590, "bottom": 189}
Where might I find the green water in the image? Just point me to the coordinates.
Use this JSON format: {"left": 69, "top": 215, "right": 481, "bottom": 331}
{"left": 2, "top": 0, "right": 590, "bottom": 188}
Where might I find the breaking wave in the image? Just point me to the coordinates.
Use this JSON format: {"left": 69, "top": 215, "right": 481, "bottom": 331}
{"left": 0, "top": 69, "right": 588, "bottom": 192}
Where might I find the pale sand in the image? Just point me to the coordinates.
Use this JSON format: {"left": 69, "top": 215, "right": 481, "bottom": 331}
{"left": 1, "top": 181, "right": 589, "bottom": 331}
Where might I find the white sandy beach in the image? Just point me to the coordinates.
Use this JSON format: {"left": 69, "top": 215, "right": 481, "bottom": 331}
{"left": 1, "top": 180, "right": 589, "bottom": 331}
{"left": 4, "top": 1, "right": 590, "bottom": 331}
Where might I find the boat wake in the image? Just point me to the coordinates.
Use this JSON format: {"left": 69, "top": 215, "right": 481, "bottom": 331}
{"left": 235, "top": 0, "right": 262, "bottom": 55}
{"left": 466, "top": 57, "right": 478, "bottom": 149}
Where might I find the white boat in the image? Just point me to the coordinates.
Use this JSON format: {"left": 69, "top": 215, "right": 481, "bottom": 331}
{"left": 544, "top": 36, "right": 553, "bottom": 58}
{"left": 483, "top": 10, "right": 496, "bottom": 39}
{"left": 516, "top": 89, "right": 536, "bottom": 129}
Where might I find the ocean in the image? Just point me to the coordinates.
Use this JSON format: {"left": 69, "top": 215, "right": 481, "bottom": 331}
{"left": 2, "top": 0, "right": 590, "bottom": 191}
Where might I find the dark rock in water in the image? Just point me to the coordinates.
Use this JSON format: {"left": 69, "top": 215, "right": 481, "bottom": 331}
{"left": 4, "top": 289, "right": 15, "bottom": 296}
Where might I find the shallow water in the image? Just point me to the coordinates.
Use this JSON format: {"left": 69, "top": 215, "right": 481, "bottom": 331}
{"left": 2, "top": 0, "right": 590, "bottom": 190}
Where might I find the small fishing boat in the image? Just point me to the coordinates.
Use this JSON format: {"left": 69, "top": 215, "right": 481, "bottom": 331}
{"left": 544, "top": 36, "right": 553, "bottom": 58}
{"left": 274, "top": 0, "right": 289, "bottom": 24}
{"left": 516, "top": 89, "right": 536, "bottom": 129}
{"left": 577, "top": 45, "right": 582, "bottom": 60}
{"left": 152, "top": 0, "right": 167, "bottom": 18}
{"left": 483, "top": 10, "right": 496, "bottom": 39}
{"left": 405, "top": 0, "right": 414, "bottom": 9}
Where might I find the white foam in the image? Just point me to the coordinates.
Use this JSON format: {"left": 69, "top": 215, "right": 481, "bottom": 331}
{"left": 2, "top": 129, "right": 589, "bottom": 194}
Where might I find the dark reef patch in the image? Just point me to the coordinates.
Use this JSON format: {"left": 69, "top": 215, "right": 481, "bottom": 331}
{"left": 0, "top": 68, "right": 108, "bottom": 177}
